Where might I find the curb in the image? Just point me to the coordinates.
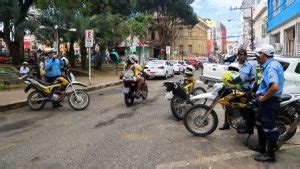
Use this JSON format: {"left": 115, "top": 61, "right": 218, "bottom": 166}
{"left": 0, "top": 80, "right": 122, "bottom": 112}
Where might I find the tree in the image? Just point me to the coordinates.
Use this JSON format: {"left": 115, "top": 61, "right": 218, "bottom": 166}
{"left": 136, "top": 0, "right": 198, "bottom": 59}
{"left": 0, "top": 0, "right": 34, "bottom": 65}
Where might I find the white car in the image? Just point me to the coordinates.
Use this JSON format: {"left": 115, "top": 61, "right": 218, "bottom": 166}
{"left": 144, "top": 60, "right": 174, "bottom": 79}
{"left": 170, "top": 60, "right": 184, "bottom": 74}
{"left": 201, "top": 55, "right": 300, "bottom": 94}
{"left": 275, "top": 57, "right": 300, "bottom": 94}
{"left": 179, "top": 61, "right": 188, "bottom": 71}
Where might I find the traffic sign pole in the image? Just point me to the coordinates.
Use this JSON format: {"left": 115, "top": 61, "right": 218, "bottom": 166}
{"left": 85, "top": 29, "right": 94, "bottom": 85}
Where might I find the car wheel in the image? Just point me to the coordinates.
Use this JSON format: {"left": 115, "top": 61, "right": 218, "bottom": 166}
{"left": 164, "top": 72, "right": 168, "bottom": 79}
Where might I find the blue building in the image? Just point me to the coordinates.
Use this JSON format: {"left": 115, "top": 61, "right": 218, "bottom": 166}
{"left": 267, "top": 0, "right": 300, "bottom": 56}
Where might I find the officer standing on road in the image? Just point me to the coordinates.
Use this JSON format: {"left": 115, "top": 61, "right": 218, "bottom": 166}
{"left": 253, "top": 44, "right": 284, "bottom": 162}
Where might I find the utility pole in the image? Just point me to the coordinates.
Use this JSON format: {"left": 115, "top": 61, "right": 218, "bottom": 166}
{"left": 230, "top": 6, "right": 254, "bottom": 51}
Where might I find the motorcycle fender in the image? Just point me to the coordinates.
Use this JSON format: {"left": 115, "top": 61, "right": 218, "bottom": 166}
{"left": 24, "top": 85, "right": 31, "bottom": 93}
{"left": 190, "top": 92, "right": 217, "bottom": 101}
{"left": 194, "top": 80, "right": 204, "bottom": 87}
{"left": 70, "top": 81, "right": 87, "bottom": 87}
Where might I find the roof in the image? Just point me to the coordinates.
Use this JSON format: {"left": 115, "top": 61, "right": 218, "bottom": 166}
{"left": 274, "top": 56, "right": 300, "bottom": 63}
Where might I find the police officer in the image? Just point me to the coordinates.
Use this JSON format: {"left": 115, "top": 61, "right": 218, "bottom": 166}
{"left": 219, "top": 49, "right": 256, "bottom": 131}
{"left": 253, "top": 44, "right": 284, "bottom": 162}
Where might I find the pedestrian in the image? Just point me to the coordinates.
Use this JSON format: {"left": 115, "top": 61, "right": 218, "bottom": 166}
{"left": 105, "top": 48, "right": 111, "bottom": 64}
{"left": 38, "top": 54, "right": 46, "bottom": 81}
{"left": 19, "top": 62, "right": 30, "bottom": 77}
{"left": 45, "top": 50, "right": 64, "bottom": 108}
{"left": 252, "top": 44, "right": 284, "bottom": 162}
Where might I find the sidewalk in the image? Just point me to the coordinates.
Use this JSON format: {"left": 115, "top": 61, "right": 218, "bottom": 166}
{"left": 0, "top": 72, "right": 121, "bottom": 107}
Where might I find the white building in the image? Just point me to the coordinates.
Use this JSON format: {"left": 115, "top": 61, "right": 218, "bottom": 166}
{"left": 241, "top": 0, "right": 255, "bottom": 50}
{"left": 253, "top": 0, "right": 270, "bottom": 47}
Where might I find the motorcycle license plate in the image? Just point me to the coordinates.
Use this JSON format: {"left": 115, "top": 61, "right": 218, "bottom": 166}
{"left": 123, "top": 87, "right": 130, "bottom": 94}
{"left": 165, "top": 91, "right": 174, "bottom": 100}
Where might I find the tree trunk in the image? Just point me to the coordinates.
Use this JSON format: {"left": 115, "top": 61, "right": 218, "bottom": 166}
{"left": 10, "top": 36, "right": 24, "bottom": 65}
{"left": 96, "top": 45, "right": 105, "bottom": 71}
{"left": 68, "top": 40, "right": 75, "bottom": 67}
{"left": 80, "top": 38, "right": 86, "bottom": 69}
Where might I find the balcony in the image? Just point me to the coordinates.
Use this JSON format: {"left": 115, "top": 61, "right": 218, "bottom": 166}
{"left": 268, "top": 0, "right": 300, "bottom": 31}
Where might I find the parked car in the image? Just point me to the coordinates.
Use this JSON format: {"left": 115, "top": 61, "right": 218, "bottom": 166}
{"left": 170, "top": 60, "right": 184, "bottom": 74}
{"left": 201, "top": 52, "right": 257, "bottom": 83}
{"left": 144, "top": 60, "right": 174, "bottom": 79}
{"left": 186, "top": 59, "right": 198, "bottom": 69}
{"left": 179, "top": 61, "right": 188, "bottom": 71}
{"left": 201, "top": 55, "right": 300, "bottom": 94}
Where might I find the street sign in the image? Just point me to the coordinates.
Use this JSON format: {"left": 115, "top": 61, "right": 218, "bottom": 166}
{"left": 85, "top": 29, "right": 94, "bottom": 48}
{"left": 166, "top": 46, "right": 171, "bottom": 55}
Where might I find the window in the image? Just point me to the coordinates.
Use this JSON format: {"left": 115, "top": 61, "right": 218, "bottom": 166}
{"left": 278, "top": 61, "right": 290, "bottom": 71}
{"left": 179, "top": 45, "right": 183, "bottom": 55}
{"left": 188, "top": 45, "right": 192, "bottom": 54}
{"left": 179, "top": 28, "right": 183, "bottom": 39}
{"left": 188, "top": 27, "right": 192, "bottom": 39}
{"left": 295, "top": 63, "right": 300, "bottom": 74}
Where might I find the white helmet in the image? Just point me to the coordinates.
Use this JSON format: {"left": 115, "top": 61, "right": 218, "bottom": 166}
{"left": 185, "top": 65, "right": 195, "bottom": 76}
{"left": 128, "top": 54, "right": 137, "bottom": 63}
{"left": 228, "top": 62, "right": 240, "bottom": 72}
{"left": 61, "top": 57, "right": 69, "bottom": 66}
{"left": 258, "top": 44, "right": 275, "bottom": 57}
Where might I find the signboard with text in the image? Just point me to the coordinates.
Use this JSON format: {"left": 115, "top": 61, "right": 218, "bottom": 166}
{"left": 85, "top": 29, "right": 94, "bottom": 47}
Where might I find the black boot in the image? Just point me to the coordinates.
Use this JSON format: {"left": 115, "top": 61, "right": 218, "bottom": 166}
{"left": 248, "top": 131, "right": 266, "bottom": 153}
{"left": 219, "top": 123, "right": 230, "bottom": 130}
{"left": 254, "top": 139, "right": 276, "bottom": 162}
{"left": 219, "top": 114, "right": 230, "bottom": 130}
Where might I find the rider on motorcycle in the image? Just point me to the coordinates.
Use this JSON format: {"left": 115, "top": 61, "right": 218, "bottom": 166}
{"left": 124, "top": 54, "right": 145, "bottom": 97}
{"left": 182, "top": 65, "right": 196, "bottom": 94}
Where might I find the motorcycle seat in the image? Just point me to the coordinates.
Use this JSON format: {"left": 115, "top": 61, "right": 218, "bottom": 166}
{"left": 281, "top": 94, "right": 292, "bottom": 102}
{"left": 37, "top": 79, "right": 51, "bottom": 86}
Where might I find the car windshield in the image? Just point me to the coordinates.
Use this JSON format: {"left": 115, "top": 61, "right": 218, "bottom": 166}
{"left": 148, "top": 60, "right": 164, "bottom": 66}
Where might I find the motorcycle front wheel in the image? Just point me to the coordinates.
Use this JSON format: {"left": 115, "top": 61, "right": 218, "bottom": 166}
{"left": 124, "top": 94, "right": 134, "bottom": 107}
{"left": 68, "top": 90, "right": 90, "bottom": 110}
{"left": 184, "top": 104, "right": 218, "bottom": 137}
{"left": 27, "top": 91, "right": 46, "bottom": 110}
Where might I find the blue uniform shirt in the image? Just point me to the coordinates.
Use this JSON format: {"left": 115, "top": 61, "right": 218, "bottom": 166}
{"left": 239, "top": 61, "right": 256, "bottom": 89}
{"left": 256, "top": 58, "right": 284, "bottom": 97}
{"left": 45, "top": 58, "right": 64, "bottom": 77}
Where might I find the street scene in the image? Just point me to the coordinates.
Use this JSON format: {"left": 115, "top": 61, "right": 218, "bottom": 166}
{"left": 0, "top": 0, "right": 300, "bottom": 168}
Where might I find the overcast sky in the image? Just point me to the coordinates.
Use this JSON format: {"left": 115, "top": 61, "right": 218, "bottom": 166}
{"left": 191, "top": 0, "right": 243, "bottom": 41}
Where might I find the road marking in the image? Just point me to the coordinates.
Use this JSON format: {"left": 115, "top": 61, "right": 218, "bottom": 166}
{"left": 0, "top": 143, "right": 16, "bottom": 151}
{"left": 156, "top": 145, "right": 300, "bottom": 169}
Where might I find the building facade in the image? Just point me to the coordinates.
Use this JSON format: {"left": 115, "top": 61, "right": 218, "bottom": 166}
{"left": 172, "top": 17, "right": 209, "bottom": 58}
{"left": 241, "top": 0, "right": 255, "bottom": 50}
{"left": 267, "top": 0, "right": 300, "bottom": 56}
{"left": 254, "top": 0, "right": 270, "bottom": 46}
{"left": 204, "top": 19, "right": 227, "bottom": 55}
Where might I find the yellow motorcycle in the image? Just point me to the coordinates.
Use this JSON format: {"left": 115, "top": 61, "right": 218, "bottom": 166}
{"left": 21, "top": 70, "right": 90, "bottom": 111}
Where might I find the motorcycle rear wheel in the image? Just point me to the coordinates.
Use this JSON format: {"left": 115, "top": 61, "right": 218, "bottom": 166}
{"left": 170, "top": 96, "right": 186, "bottom": 120}
{"left": 184, "top": 104, "right": 218, "bottom": 137}
{"left": 27, "top": 91, "right": 46, "bottom": 110}
{"left": 277, "top": 113, "right": 297, "bottom": 142}
{"left": 142, "top": 84, "right": 148, "bottom": 100}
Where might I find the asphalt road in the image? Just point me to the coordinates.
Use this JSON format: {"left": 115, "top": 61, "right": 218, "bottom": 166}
{"left": 0, "top": 73, "right": 299, "bottom": 168}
